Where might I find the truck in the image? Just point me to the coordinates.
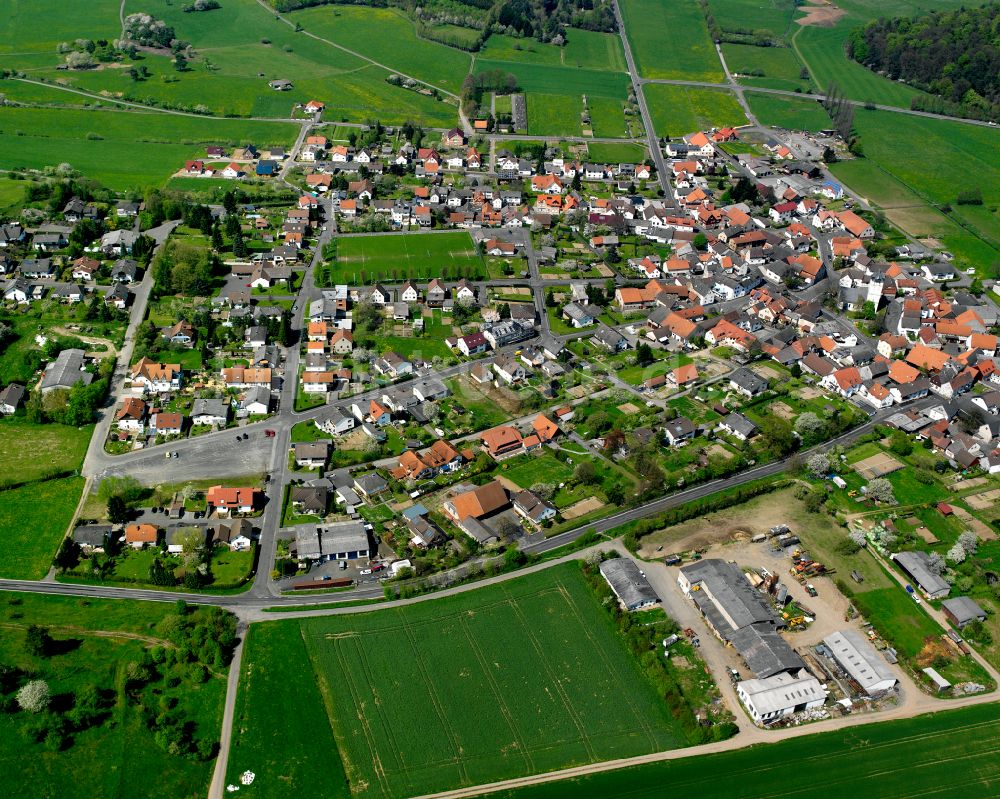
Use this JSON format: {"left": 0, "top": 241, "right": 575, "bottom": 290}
{"left": 664, "top": 553, "right": 682, "bottom": 566}
{"left": 806, "top": 583, "right": 818, "bottom": 597}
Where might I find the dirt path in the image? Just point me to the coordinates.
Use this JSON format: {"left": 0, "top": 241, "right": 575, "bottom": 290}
{"left": 208, "top": 623, "right": 247, "bottom": 799}
{"left": 51, "top": 326, "right": 118, "bottom": 358}
{"left": 0, "top": 621, "right": 169, "bottom": 647}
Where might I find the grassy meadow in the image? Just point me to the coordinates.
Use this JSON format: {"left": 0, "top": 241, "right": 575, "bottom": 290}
{"left": 723, "top": 43, "right": 812, "bottom": 93}
{"left": 619, "top": 0, "right": 723, "bottom": 82}
{"left": 329, "top": 232, "right": 486, "bottom": 283}
{"left": 227, "top": 563, "right": 687, "bottom": 799}
{"left": 0, "top": 107, "right": 296, "bottom": 190}
{"left": 527, "top": 93, "right": 582, "bottom": 137}
{"left": 0, "top": 477, "right": 84, "bottom": 579}
{"left": 643, "top": 85, "right": 747, "bottom": 138}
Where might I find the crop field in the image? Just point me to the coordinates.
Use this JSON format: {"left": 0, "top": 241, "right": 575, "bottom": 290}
{"left": 227, "top": 564, "right": 685, "bottom": 799}
{"left": 0, "top": 591, "right": 226, "bottom": 798}
{"left": 527, "top": 93, "right": 582, "bottom": 137}
{"left": 0, "top": 476, "right": 84, "bottom": 579}
{"left": 619, "top": 0, "right": 723, "bottom": 82}
{"left": 481, "top": 29, "right": 626, "bottom": 73}
{"left": 587, "top": 142, "right": 648, "bottom": 164}
{"left": 0, "top": 177, "right": 27, "bottom": 214}
{"left": 0, "top": 0, "right": 120, "bottom": 60}
{"left": 331, "top": 232, "right": 486, "bottom": 283}
{"left": 748, "top": 93, "right": 831, "bottom": 131}
{"left": 0, "top": 107, "right": 296, "bottom": 190}
{"left": 481, "top": 703, "right": 1000, "bottom": 799}
{"left": 723, "top": 44, "right": 811, "bottom": 92}
{"left": 289, "top": 6, "right": 472, "bottom": 93}
{"left": 643, "top": 85, "right": 747, "bottom": 138}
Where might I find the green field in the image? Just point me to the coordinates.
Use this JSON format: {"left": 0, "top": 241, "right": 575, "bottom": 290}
{"left": 0, "top": 106, "right": 296, "bottom": 190}
{"left": 587, "top": 96, "right": 628, "bottom": 137}
{"left": 290, "top": 6, "right": 472, "bottom": 94}
{"left": 0, "top": 592, "right": 228, "bottom": 798}
{"left": 643, "top": 85, "right": 747, "bottom": 137}
{"left": 723, "top": 43, "right": 811, "bottom": 92}
{"left": 330, "top": 232, "right": 486, "bottom": 283}
{"left": 709, "top": 0, "right": 798, "bottom": 41}
{"left": 0, "top": 476, "right": 84, "bottom": 579}
{"left": 4, "top": 0, "right": 459, "bottom": 125}
{"left": 748, "top": 92, "right": 831, "bottom": 131}
{"left": 587, "top": 142, "right": 648, "bottom": 163}
{"left": 475, "top": 60, "right": 630, "bottom": 100}
{"left": 481, "top": 703, "right": 1000, "bottom": 799}
{"left": 227, "top": 563, "right": 686, "bottom": 798}
{"left": 481, "top": 29, "right": 626, "bottom": 72}
{"left": 620, "top": 0, "right": 724, "bottom": 81}
{"left": 829, "top": 113, "right": 1000, "bottom": 271}
{"left": 0, "top": 418, "right": 91, "bottom": 486}
{"left": 527, "top": 93, "right": 582, "bottom": 137}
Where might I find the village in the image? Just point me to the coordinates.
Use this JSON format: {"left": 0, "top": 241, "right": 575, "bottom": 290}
{"left": 3, "top": 108, "right": 1000, "bottom": 730}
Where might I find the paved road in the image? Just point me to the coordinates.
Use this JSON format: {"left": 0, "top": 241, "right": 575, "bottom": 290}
{"left": 610, "top": 0, "right": 672, "bottom": 203}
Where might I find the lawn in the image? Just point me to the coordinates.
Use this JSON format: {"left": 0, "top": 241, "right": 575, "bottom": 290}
{"left": 0, "top": 592, "right": 227, "bottom": 798}
{"left": 619, "top": 0, "right": 723, "bottom": 82}
{"left": 501, "top": 451, "right": 575, "bottom": 489}
{"left": 643, "top": 85, "right": 747, "bottom": 138}
{"left": 0, "top": 106, "right": 296, "bottom": 190}
{"left": 0, "top": 419, "right": 91, "bottom": 486}
{"left": 329, "top": 232, "right": 486, "bottom": 283}
{"left": 479, "top": 703, "right": 1000, "bottom": 799}
{"left": 0, "top": 176, "right": 27, "bottom": 214}
{"left": 747, "top": 93, "right": 831, "bottom": 131}
{"left": 0, "top": 476, "right": 83, "bottom": 579}
{"left": 475, "top": 60, "right": 630, "bottom": 100}
{"left": 587, "top": 142, "right": 648, "bottom": 163}
{"left": 227, "top": 563, "right": 686, "bottom": 798}
{"left": 526, "top": 93, "right": 582, "bottom": 137}
{"left": 723, "top": 43, "right": 811, "bottom": 92}
{"left": 708, "top": 0, "right": 798, "bottom": 41}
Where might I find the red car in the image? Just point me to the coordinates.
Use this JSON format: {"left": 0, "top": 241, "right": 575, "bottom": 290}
{"left": 264, "top": 429, "right": 276, "bottom": 438}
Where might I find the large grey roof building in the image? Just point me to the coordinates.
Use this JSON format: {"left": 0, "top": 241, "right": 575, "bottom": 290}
{"left": 823, "top": 629, "right": 898, "bottom": 695}
{"left": 891, "top": 550, "right": 950, "bottom": 599}
{"left": 40, "top": 348, "right": 93, "bottom": 393}
{"left": 600, "top": 558, "right": 659, "bottom": 611}
{"left": 679, "top": 559, "right": 803, "bottom": 678}
{"left": 292, "top": 520, "right": 371, "bottom": 562}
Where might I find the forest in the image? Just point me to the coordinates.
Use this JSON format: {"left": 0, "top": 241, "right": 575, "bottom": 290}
{"left": 845, "top": 4, "right": 999, "bottom": 122}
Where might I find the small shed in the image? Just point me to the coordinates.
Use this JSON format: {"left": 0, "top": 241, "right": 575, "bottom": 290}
{"left": 936, "top": 503, "right": 953, "bottom": 516}
{"left": 922, "top": 667, "right": 951, "bottom": 693}
{"left": 941, "top": 596, "right": 988, "bottom": 629}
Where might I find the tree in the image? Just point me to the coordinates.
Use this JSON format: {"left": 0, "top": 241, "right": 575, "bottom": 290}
{"left": 635, "top": 342, "right": 654, "bottom": 366}
{"left": 866, "top": 477, "right": 896, "bottom": 504}
{"left": 947, "top": 542, "right": 966, "bottom": 563}
{"left": 17, "top": 680, "right": 51, "bottom": 713}
{"left": 806, "top": 452, "right": 831, "bottom": 478}
{"left": 876, "top": 528, "right": 897, "bottom": 549}
{"left": 888, "top": 430, "right": 913, "bottom": 456}
{"left": 173, "top": 52, "right": 187, "bottom": 71}
{"left": 98, "top": 475, "right": 143, "bottom": 505}
{"left": 530, "top": 482, "right": 555, "bottom": 500}
{"left": 794, "top": 412, "right": 826, "bottom": 439}
{"left": 53, "top": 537, "right": 82, "bottom": 572}
{"left": 849, "top": 529, "right": 868, "bottom": 548}
{"left": 693, "top": 232, "right": 708, "bottom": 250}
{"left": 958, "top": 531, "right": 978, "bottom": 555}
{"left": 760, "top": 415, "right": 796, "bottom": 455}
{"left": 26, "top": 625, "right": 54, "bottom": 657}
{"left": 232, "top": 229, "right": 248, "bottom": 258}
{"left": 926, "top": 551, "right": 946, "bottom": 575}
{"left": 211, "top": 223, "right": 223, "bottom": 251}
{"left": 107, "top": 495, "right": 129, "bottom": 525}
{"left": 606, "top": 483, "right": 625, "bottom": 505}
{"left": 573, "top": 460, "right": 598, "bottom": 485}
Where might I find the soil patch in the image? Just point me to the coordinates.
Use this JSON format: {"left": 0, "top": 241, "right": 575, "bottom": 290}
{"left": 797, "top": 385, "right": 824, "bottom": 400}
{"left": 852, "top": 452, "right": 904, "bottom": 480}
{"left": 770, "top": 401, "right": 795, "bottom": 420}
{"left": 617, "top": 402, "right": 640, "bottom": 415}
{"left": 964, "top": 489, "right": 1000, "bottom": 510}
{"left": 796, "top": 0, "right": 845, "bottom": 26}
{"left": 705, "top": 443, "right": 733, "bottom": 460}
{"left": 951, "top": 505, "right": 998, "bottom": 541}
{"left": 561, "top": 496, "right": 604, "bottom": 519}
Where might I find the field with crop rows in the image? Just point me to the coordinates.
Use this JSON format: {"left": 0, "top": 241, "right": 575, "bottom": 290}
{"left": 643, "top": 85, "right": 746, "bottom": 138}
{"left": 330, "top": 232, "right": 486, "bottom": 283}
{"left": 227, "top": 563, "right": 685, "bottom": 798}
{"left": 619, "top": 0, "right": 723, "bottom": 81}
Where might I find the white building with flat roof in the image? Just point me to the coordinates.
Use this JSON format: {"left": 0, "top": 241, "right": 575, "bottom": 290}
{"left": 736, "top": 671, "right": 826, "bottom": 724}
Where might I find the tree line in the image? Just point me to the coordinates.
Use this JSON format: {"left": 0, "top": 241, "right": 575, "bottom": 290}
{"left": 845, "top": 4, "right": 999, "bottom": 122}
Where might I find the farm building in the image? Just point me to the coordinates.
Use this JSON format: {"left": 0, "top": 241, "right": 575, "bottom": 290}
{"left": 599, "top": 558, "right": 659, "bottom": 611}
{"left": 678, "top": 559, "right": 804, "bottom": 678}
{"left": 736, "top": 671, "right": 826, "bottom": 724}
{"left": 941, "top": 596, "right": 987, "bottom": 629}
{"left": 891, "top": 551, "right": 950, "bottom": 599}
{"left": 822, "top": 629, "right": 898, "bottom": 696}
